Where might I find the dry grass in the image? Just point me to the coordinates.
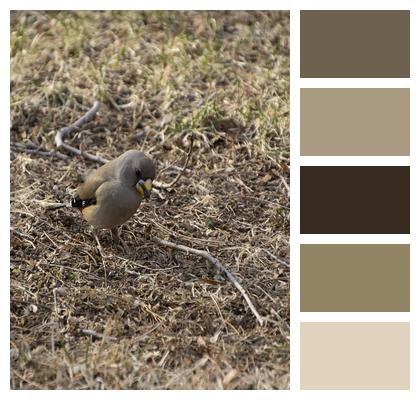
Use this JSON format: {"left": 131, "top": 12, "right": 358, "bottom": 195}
{"left": 10, "top": 11, "right": 290, "bottom": 389}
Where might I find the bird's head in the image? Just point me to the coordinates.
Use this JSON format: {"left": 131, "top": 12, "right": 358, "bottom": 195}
{"left": 119, "top": 151, "right": 156, "bottom": 200}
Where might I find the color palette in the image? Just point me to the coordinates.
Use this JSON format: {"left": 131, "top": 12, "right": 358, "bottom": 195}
{"left": 300, "top": 244, "right": 410, "bottom": 312}
{"left": 300, "top": 323, "right": 410, "bottom": 389}
{"left": 301, "top": 88, "right": 410, "bottom": 156}
{"left": 300, "top": 166, "right": 410, "bottom": 234}
{"left": 300, "top": 10, "right": 410, "bottom": 78}
{"left": 298, "top": 10, "right": 411, "bottom": 390}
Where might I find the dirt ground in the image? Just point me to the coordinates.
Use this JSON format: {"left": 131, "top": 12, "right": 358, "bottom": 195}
{"left": 10, "top": 11, "right": 290, "bottom": 389}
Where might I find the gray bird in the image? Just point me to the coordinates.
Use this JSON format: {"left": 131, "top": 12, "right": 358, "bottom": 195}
{"left": 71, "top": 150, "right": 156, "bottom": 253}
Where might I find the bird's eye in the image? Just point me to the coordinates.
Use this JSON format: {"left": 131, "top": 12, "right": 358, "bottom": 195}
{"left": 135, "top": 168, "right": 141, "bottom": 177}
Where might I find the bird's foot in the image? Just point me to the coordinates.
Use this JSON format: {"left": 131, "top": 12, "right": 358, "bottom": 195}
{"left": 111, "top": 228, "right": 131, "bottom": 255}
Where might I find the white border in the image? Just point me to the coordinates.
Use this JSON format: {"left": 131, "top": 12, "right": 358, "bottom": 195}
{"left": 289, "top": 7, "right": 300, "bottom": 392}
{"left": 301, "top": 79, "right": 410, "bottom": 88}
{"left": 300, "top": 313, "right": 411, "bottom": 323}
{"left": 294, "top": 3, "right": 418, "bottom": 397}
{"left": 3, "top": 0, "right": 420, "bottom": 398}
{"left": 1, "top": 7, "right": 10, "bottom": 396}
{"left": 293, "top": 1, "right": 418, "bottom": 397}
{"left": 300, "top": 235, "right": 411, "bottom": 244}
{"left": 300, "top": 156, "right": 411, "bottom": 166}
{"left": 2, "top": 0, "right": 418, "bottom": 11}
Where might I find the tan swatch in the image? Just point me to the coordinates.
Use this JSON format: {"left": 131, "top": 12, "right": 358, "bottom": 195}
{"left": 301, "top": 88, "right": 410, "bottom": 156}
{"left": 301, "top": 322, "right": 410, "bottom": 389}
{"left": 300, "top": 244, "right": 410, "bottom": 312}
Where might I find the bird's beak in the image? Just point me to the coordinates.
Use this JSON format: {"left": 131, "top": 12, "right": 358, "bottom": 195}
{"left": 135, "top": 179, "right": 153, "bottom": 199}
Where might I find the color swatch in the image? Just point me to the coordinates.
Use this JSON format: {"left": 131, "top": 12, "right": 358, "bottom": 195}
{"left": 299, "top": 8, "right": 411, "bottom": 391}
{"left": 300, "top": 244, "right": 410, "bottom": 312}
{"left": 300, "top": 166, "right": 410, "bottom": 234}
{"left": 300, "top": 322, "right": 410, "bottom": 389}
{"left": 300, "top": 10, "right": 410, "bottom": 78}
{"left": 300, "top": 88, "right": 410, "bottom": 156}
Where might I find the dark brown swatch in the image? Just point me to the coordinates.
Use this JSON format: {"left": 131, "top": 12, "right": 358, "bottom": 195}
{"left": 300, "top": 11, "right": 410, "bottom": 78}
{"left": 300, "top": 244, "right": 410, "bottom": 312}
{"left": 300, "top": 166, "right": 410, "bottom": 234}
{"left": 300, "top": 89, "right": 410, "bottom": 156}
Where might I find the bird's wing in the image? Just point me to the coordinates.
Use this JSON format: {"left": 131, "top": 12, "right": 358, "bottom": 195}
{"left": 71, "top": 173, "right": 108, "bottom": 208}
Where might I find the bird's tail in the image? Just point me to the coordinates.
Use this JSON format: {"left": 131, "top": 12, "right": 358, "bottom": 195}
{"left": 70, "top": 196, "right": 97, "bottom": 208}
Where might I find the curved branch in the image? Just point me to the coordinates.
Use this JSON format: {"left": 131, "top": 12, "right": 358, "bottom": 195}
{"left": 55, "top": 101, "right": 107, "bottom": 164}
{"left": 11, "top": 142, "right": 70, "bottom": 161}
{"left": 54, "top": 101, "right": 191, "bottom": 190}
{"left": 55, "top": 101, "right": 101, "bottom": 148}
{"left": 153, "top": 236, "right": 264, "bottom": 326}
{"left": 60, "top": 142, "right": 108, "bottom": 164}
{"left": 153, "top": 135, "right": 194, "bottom": 190}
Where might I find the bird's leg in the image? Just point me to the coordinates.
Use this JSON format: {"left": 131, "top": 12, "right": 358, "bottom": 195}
{"left": 110, "top": 227, "right": 119, "bottom": 243}
{"left": 111, "top": 227, "right": 130, "bottom": 254}
{"left": 92, "top": 229, "right": 107, "bottom": 258}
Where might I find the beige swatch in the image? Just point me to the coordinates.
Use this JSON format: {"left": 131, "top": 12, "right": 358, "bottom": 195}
{"left": 301, "top": 88, "right": 410, "bottom": 156}
{"left": 301, "top": 322, "right": 410, "bottom": 389}
{"left": 301, "top": 244, "right": 410, "bottom": 312}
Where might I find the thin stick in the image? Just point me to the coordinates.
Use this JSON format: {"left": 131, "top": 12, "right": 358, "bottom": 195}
{"left": 153, "top": 135, "right": 194, "bottom": 189}
{"left": 137, "top": 320, "right": 164, "bottom": 341}
{"left": 92, "top": 230, "right": 108, "bottom": 285}
{"left": 153, "top": 237, "right": 264, "bottom": 326}
{"left": 59, "top": 142, "right": 109, "bottom": 164}
{"left": 55, "top": 101, "right": 101, "bottom": 147}
{"left": 81, "top": 329, "right": 117, "bottom": 342}
{"left": 35, "top": 200, "right": 70, "bottom": 210}
{"left": 11, "top": 142, "right": 70, "bottom": 161}
{"left": 55, "top": 101, "right": 108, "bottom": 164}
{"left": 262, "top": 249, "right": 290, "bottom": 268}
{"left": 280, "top": 175, "right": 290, "bottom": 194}
{"left": 11, "top": 370, "right": 44, "bottom": 390}
{"left": 53, "top": 101, "right": 191, "bottom": 190}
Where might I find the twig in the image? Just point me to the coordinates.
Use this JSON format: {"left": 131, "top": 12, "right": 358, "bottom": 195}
{"left": 49, "top": 263, "right": 102, "bottom": 280}
{"left": 59, "top": 142, "right": 109, "bottom": 164}
{"left": 262, "top": 249, "right": 290, "bottom": 268}
{"left": 54, "top": 101, "right": 191, "bottom": 190}
{"left": 11, "top": 370, "right": 44, "bottom": 390}
{"left": 153, "top": 236, "right": 264, "bottom": 326}
{"left": 280, "top": 175, "right": 290, "bottom": 194}
{"left": 11, "top": 142, "right": 70, "bottom": 160}
{"left": 137, "top": 320, "right": 164, "bottom": 341}
{"left": 34, "top": 200, "right": 70, "bottom": 210}
{"left": 81, "top": 329, "right": 117, "bottom": 342}
{"left": 55, "top": 101, "right": 101, "bottom": 147}
{"left": 153, "top": 135, "right": 194, "bottom": 189}
{"left": 55, "top": 101, "right": 108, "bottom": 164}
{"left": 92, "top": 230, "right": 108, "bottom": 285}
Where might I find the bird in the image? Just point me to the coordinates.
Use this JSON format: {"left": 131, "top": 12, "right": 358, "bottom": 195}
{"left": 71, "top": 150, "right": 156, "bottom": 254}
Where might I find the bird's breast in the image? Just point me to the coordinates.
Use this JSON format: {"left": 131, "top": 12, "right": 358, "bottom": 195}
{"left": 81, "top": 185, "right": 142, "bottom": 229}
